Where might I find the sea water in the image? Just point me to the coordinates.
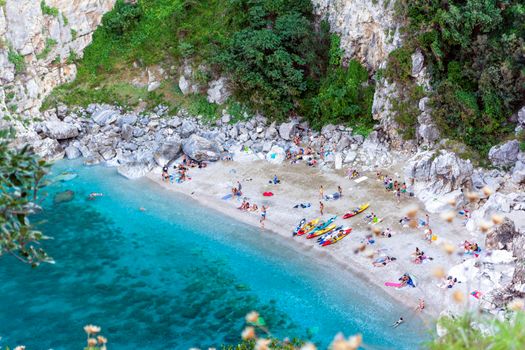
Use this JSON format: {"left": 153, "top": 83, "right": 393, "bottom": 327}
{"left": 0, "top": 161, "right": 428, "bottom": 349}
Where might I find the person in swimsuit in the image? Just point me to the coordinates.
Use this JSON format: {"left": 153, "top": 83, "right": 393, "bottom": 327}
{"left": 260, "top": 205, "right": 268, "bottom": 228}
{"left": 392, "top": 317, "right": 404, "bottom": 328}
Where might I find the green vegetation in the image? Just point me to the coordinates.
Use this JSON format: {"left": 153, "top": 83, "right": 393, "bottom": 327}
{"left": 302, "top": 34, "right": 375, "bottom": 134}
{"left": 40, "top": 0, "right": 59, "bottom": 17}
{"left": 36, "top": 38, "right": 58, "bottom": 60}
{"left": 0, "top": 128, "right": 52, "bottom": 267}
{"left": 217, "top": 0, "right": 330, "bottom": 120}
{"left": 45, "top": 0, "right": 376, "bottom": 131}
{"left": 7, "top": 49, "right": 25, "bottom": 74}
{"left": 70, "top": 29, "right": 78, "bottom": 40}
{"left": 390, "top": 0, "right": 525, "bottom": 155}
{"left": 62, "top": 13, "right": 69, "bottom": 26}
{"left": 427, "top": 312, "right": 525, "bottom": 349}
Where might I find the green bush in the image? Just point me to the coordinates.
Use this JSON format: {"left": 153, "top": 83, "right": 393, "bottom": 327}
{"left": 40, "top": 0, "right": 59, "bottom": 17}
{"left": 8, "top": 49, "right": 25, "bottom": 73}
{"left": 393, "top": 0, "right": 525, "bottom": 156}
{"left": 218, "top": 0, "right": 330, "bottom": 120}
{"left": 36, "top": 38, "right": 58, "bottom": 60}
{"left": 102, "top": 0, "right": 143, "bottom": 36}
{"left": 427, "top": 312, "right": 525, "bottom": 349}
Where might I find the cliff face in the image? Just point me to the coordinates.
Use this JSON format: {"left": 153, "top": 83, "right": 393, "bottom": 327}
{"left": 0, "top": 0, "right": 115, "bottom": 117}
{"left": 312, "top": 0, "right": 401, "bottom": 70}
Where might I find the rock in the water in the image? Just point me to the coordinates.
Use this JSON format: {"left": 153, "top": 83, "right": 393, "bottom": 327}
{"left": 43, "top": 121, "right": 79, "bottom": 140}
{"left": 486, "top": 218, "right": 519, "bottom": 251}
{"left": 489, "top": 140, "right": 520, "bottom": 167}
{"left": 65, "top": 145, "right": 81, "bottom": 159}
{"left": 154, "top": 137, "right": 182, "bottom": 166}
{"left": 182, "top": 134, "right": 220, "bottom": 162}
{"left": 92, "top": 107, "right": 119, "bottom": 126}
{"left": 32, "top": 138, "right": 65, "bottom": 161}
{"left": 266, "top": 145, "right": 286, "bottom": 164}
{"left": 117, "top": 162, "right": 153, "bottom": 179}
{"left": 207, "top": 77, "right": 231, "bottom": 105}
{"left": 54, "top": 190, "right": 74, "bottom": 204}
{"left": 279, "top": 121, "right": 297, "bottom": 140}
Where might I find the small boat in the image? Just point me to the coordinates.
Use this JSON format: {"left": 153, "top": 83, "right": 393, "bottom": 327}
{"left": 306, "top": 224, "right": 338, "bottom": 239}
{"left": 322, "top": 228, "right": 352, "bottom": 246}
{"left": 343, "top": 203, "right": 369, "bottom": 219}
{"left": 310, "top": 216, "right": 336, "bottom": 233}
{"left": 292, "top": 218, "right": 306, "bottom": 236}
{"left": 297, "top": 218, "right": 319, "bottom": 236}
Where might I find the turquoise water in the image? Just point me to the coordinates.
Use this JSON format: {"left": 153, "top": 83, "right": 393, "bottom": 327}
{"left": 0, "top": 161, "right": 427, "bottom": 349}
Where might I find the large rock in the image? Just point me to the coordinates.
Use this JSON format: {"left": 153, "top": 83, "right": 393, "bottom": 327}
{"left": 279, "top": 121, "right": 297, "bottom": 140}
{"left": 489, "top": 140, "right": 520, "bottom": 167}
{"left": 486, "top": 218, "right": 519, "bottom": 251}
{"left": 32, "top": 138, "right": 64, "bottom": 161}
{"left": 180, "top": 120, "right": 197, "bottom": 138}
{"left": 266, "top": 145, "right": 286, "bottom": 164}
{"left": 117, "top": 162, "right": 153, "bottom": 179}
{"left": 207, "top": 77, "right": 231, "bottom": 105}
{"left": 311, "top": 0, "right": 400, "bottom": 70}
{"left": 154, "top": 137, "right": 182, "bottom": 166}
{"left": 405, "top": 150, "right": 474, "bottom": 212}
{"left": 43, "top": 121, "right": 79, "bottom": 140}
{"left": 182, "top": 134, "right": 220, "bottom": 162}
{"left": 64, "top": 145, "right": 81, "bottom": 159}
{"left": 411, "top": 49, "right": 424, "bottom": 77}
{"left": 92, "top": 107, "right": 119, "bottom": 126}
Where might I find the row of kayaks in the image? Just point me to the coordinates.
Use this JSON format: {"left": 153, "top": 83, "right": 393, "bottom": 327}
{"left": 291, "top": 203, "right": 369, "bottom": 246}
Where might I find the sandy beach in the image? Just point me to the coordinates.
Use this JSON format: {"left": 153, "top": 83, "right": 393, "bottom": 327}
{"left": 147, "top": 157, "right": 478, "bottom": 321}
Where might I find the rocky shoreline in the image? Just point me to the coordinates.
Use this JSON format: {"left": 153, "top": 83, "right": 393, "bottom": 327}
{"left": 10, "top": 101, "right": 523, "bottom": 321}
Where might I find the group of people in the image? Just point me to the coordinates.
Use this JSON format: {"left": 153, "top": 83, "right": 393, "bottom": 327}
{"left": 238, "top": 199, "right": 258, "bottom": 212}
{"left": 377, "top": 171, "right": 409, "bottom": 204}
{"left": 463, "top": 240, "right": 481, "bottom": 257}
{"left": 412, "top": 247, "right": 433, "bottom": 264}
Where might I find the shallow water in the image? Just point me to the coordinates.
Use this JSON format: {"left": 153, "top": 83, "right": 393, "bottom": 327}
{"left": 0, "top": 161, "right": 428, "bottom": 349}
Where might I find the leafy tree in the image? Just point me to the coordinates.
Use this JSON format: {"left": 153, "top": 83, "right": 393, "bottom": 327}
{"left": 299, "top": 34, "right": 375, "bottom": 134}
{"left": 0, "top": 128, "right": 52, "bottom": 266}
{"left": 393, "top": 0, "right": 525, "bottom": 155}
{"left": 219, "top": 0, "right": 329, "bottom": 119}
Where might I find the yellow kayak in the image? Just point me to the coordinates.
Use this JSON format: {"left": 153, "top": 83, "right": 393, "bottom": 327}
{"left": 307, "top": 224, "right": 337, "bottom": 239}
{"left": 297, "top": 218, "right": 319, "bottom": 236}
{"left": 343, "top": 203, "right": 370, "bottom": 219}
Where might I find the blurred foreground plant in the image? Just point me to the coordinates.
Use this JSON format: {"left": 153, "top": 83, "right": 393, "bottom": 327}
{"left": 0, "top": 128, "right": 52, "bottom": 266}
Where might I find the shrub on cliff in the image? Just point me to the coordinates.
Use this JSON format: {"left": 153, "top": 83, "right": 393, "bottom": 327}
{"left": 218, "top": 0, "right": 330, "bottom": 120}
{"left": 302, "top": 35, "right": 375, "bottom": 134}
{"left": 392, "top": 0, "right": 525, "bottom": 155}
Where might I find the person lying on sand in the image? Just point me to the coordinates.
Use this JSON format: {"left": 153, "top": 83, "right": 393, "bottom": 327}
{"left": 399, "top": 273, "right": 416, "bottom": 288}
{"left": 372, "top": 256, "right": 396, "bottom": 267}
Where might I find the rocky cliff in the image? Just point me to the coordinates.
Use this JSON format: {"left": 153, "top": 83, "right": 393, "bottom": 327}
{"left": 312, "top": 0, "right": 401, "bottom": 70}
{"left": 0, "top": 0, "right": 115, "bottom": 118}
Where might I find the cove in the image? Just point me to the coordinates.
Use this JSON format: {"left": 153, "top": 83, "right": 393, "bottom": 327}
{"left": 0, "top": 160, "right": 428, "bottom": 349}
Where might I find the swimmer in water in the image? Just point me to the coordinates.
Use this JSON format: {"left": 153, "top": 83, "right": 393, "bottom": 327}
{"left": 392, "top": 317, "right": 404, "bottom": 328}
{"left": 88, "top": 192, "right": 103, "bottom": 200}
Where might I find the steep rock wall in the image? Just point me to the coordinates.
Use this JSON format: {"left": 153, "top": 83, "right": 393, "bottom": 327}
{"left": 312, "top": 0, "right": 401, "bottom": 70}
{"left": 0, "top": 0, "right": 115, "bottom": 118}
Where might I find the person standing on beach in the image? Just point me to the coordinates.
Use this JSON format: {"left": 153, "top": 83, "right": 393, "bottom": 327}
{"left": 338, "top": 185, "right": 343, "bottom": 197}
{"left": 319, "top": 201, "right": 324, "bottom": 216}
{"left": 425, "top": 214, "right": 430, "bottom": 227}
{"left": 237, "top": 181, "right": 242, "bottom": 193}
{"left": 395, "top": 188, "right": 401, "bottom": 204}
{"left": 260, "top": 205, "right": 268, "bottom": 228}
{"left": 319, "top": 185, "right": 324, "bottom": 199}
